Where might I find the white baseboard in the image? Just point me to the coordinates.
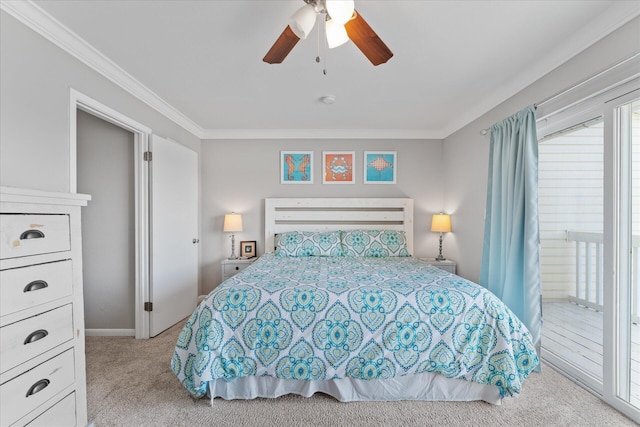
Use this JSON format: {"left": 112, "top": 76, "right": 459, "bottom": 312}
{"left": 86, "top": 328, "right": 135, "bottom": 337}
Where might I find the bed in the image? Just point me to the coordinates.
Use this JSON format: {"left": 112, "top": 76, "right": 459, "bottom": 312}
{"left": 172, "top": 198, "right": 538, "bottom": 404}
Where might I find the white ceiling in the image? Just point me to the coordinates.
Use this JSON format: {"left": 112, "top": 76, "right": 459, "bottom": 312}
{"left": 23, "top": 1, "right": 640, "bottom": 139}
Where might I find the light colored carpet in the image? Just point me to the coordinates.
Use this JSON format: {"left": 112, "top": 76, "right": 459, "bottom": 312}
{"left": 86, "top": 320, "right": 636, "bottom": 426}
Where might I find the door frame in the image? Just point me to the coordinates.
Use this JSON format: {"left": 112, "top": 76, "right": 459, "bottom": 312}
{"left": 604, "top": 88, "right": 640, "bottom": 421}
{"left": 70, "top": 88, "right": 151, "bottom": 338}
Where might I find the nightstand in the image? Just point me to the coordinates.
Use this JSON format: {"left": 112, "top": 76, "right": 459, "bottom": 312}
{"left": 221, "top": 258, "right": 255, "bottom": 281}
{"left": 419, "top": 258, "right": 457, "bottom": 274}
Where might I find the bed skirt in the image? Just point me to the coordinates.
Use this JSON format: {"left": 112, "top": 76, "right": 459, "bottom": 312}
{"left": 207, "top": 372, "right": 502, "bottom": 405}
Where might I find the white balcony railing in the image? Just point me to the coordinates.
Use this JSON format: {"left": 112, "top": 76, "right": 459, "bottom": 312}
{"left": 566, "top": 230, "right": 640, "bottom": 324}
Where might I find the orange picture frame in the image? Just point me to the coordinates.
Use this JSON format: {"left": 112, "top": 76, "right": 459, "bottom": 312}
{"left": 322, "top": 151, "right": 355, "bottom": 184}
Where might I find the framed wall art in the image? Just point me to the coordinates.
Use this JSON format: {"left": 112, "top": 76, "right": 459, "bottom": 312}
{"left": 281, "top": 151, "right": 313, "bottom": 184}
{"left": 240, "top": 241, "right": 256, "bottom": 258}
{"left": 323, "top": 151, "right": 355, "bottom": 184}
{"left": 364, "top": 151, "right": 397, "bottom": 184}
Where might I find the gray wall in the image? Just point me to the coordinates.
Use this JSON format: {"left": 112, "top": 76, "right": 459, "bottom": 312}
{"left": 442, "top": 16, "right": 640, "bottom": 282}
{"left": 0, "top": 10, "right": 201, "bottom": 193}
{"left": 0, "top": 10, "right": 203, "bottom": 323}
{"left": 77, "top": 110, "right": 135, "bottom": 330}
{"left": 200, "top": 139, "right": 445, "bottom": 294}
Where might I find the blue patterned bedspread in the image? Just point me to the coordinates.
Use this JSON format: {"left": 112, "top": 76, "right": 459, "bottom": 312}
{"left": 172, "top": 254, "right": 538, "bottom": 398}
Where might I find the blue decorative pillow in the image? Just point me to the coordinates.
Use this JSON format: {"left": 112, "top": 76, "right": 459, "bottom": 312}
{"left": 341, "top": 230, "right": 411, "bottom": 257}
{"left": 275, "top": 231, "right": 343, "bottom": 257}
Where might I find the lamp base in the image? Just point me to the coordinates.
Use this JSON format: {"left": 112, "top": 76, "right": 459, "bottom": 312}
{"left": 228, "top": 234, "right": 238, "bottom": 260}
{"left": 435, "top": 232, "right": 446, "bottom": 261}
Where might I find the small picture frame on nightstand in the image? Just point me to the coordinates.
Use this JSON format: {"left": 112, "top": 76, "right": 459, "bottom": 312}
{"left": 240, "top": 241, "right": 256, "bottom": 258}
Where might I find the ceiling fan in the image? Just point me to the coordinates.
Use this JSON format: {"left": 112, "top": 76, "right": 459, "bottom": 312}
{"left": 263, "top": 0, "right": 393, "bottom": 66}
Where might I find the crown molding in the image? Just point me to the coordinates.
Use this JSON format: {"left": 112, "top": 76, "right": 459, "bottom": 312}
{"left": 199, "top": 128, "right": 445, "bottom": 140}
{"left": 0, "top": 0, "right": 442, "bottom": 141}
{"left": 1, "top": 0, "right": 205, "bottom": 138}
{"left": 4, "top": 1, "right": 637, "bottom": 141}
{"left": 1, "top": 0, "right": 438, "bottom": 141}
{"left": 440, "top": 1, "right": 640, "bottom": 138}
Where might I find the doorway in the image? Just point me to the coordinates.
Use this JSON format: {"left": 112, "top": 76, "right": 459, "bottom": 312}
{"left": 71, "top": 89, "right": 151, "bottom": 338}
{"left": 538, "top": 86, "right": 640, "bottom": 422}
{"left": 70, "top": 89, "right": 199, "bottom": 339}
{"left": 77, "top": 110, "right": 136, "bottom": 335}
{"left": 539, "top": 117, "right": 604, "bottom": 392}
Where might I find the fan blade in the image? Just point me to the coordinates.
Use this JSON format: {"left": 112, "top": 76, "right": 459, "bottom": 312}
{"left": 344, "top": 10, "right": 393, "bottom": 66}
{"left": 263, "top": 25, "right": 300, "bottom": 64}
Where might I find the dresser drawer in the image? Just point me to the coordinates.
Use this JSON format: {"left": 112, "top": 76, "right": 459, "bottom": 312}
{"left": 0, "top": 349, "right": 75, "bottom": 426}
{"left": 0, "top": 214, "right": 70, "bottom": 260}
{"left": 0, "top": 260, "right": 73, "bottom": 318}
{"left": 26, "top": 392, "right": 76, "bottom": 427}
{"left": 1, "top": 305, "right": 74, "bottom": 374}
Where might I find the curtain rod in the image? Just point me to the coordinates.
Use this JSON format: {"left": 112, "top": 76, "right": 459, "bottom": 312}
{"left": 480, "top": 52, "right": 640, "bottom": 136}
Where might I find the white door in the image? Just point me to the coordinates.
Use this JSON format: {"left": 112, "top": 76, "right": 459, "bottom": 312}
{"left": 149, "top": 135, "right": 198, "bottom": 337}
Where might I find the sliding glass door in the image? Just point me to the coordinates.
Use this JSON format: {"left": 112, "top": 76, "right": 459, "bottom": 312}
{"left": 539, "top": 118, "right": 604, "bottom": 393}
{"left": 539, "top": 86, "right": 640, "bottom": 422}
{"left": 614, "top": 97, "right": 640, "bottom": 411}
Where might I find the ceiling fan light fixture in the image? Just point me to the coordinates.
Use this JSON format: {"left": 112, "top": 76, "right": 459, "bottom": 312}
{"left": 326, "top": 0, "right": 355, "bottom": 25}
{"left": 325, "top": 19, "right": 349, "bottom": 48}
{"left": 264, "top": 1, "right": 392, "bottom": 66}
{"left": 289, "top": 4, "right": 317, "bottom": 39}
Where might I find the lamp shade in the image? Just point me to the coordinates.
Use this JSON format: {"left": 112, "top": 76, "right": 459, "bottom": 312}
{"left": 223, "top": 213, "right": 243, "bottom": 232}
{"left": 325, "top": 19, "right": 349, "bottom": 48}
{"left": 289, "top": 4, "right": 317, "bottom": 39}
{"left": 326, "top": 0, "right": 355, "bottom": 25}
{"left": 431, "top": 213, "right": 451, "bottom": 233}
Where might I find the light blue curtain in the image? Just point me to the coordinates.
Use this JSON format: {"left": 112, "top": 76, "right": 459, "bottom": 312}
{"left": 479, "top": 105, "right": 541, "bottom": 360}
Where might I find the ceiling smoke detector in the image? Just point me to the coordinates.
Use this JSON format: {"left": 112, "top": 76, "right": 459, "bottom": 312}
{"left": 320, "top": 95, "right": 336, "bottom": 104}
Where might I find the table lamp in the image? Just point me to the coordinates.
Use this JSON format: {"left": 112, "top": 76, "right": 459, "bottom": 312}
{"left": 431, "top": 213, "right": 451, "bottom": 261}
{"left": 223, "top": 213, "right": 243, "bottom": 260}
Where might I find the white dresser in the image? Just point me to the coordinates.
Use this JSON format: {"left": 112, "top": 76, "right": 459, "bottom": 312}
{"left": 0, "top": 187, "right": 90, "bottom": 426}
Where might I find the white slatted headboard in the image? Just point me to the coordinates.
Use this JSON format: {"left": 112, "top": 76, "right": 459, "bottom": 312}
{"left": 265, "top": 198, "right": 414, "bottom": 254}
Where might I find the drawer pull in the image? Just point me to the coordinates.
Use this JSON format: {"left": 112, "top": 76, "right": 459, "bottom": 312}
{"left": 26, "top": 379, "right": 50, "bottom": 397}
{"left": 20, "top": 229, "right": 45, "bottom": 240}
{"left": 24, "top": 329, "right": 49, "bottom": 345}
{"left": 23, "top": 280, "right": 49, "bottom": 293}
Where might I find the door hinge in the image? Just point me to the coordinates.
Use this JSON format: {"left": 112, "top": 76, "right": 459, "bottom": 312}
{"left": 144, "top": 151, "right": 152, "bottom": 161}
{"left": 144, "top": 301, "right": 153, "bottom": 312}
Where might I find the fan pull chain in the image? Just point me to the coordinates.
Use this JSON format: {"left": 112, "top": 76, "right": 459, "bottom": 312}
{"left": 315, "top": 13, "right": 321, "bottom": 64}
{"left": 323, "top": 48, "right": 328, "bottom": 75}
{"left": 313, "top": 13, "right": 328, "bottom": 75}
{"left": 322, "top": 14, "right": 328, "bottom": 75}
